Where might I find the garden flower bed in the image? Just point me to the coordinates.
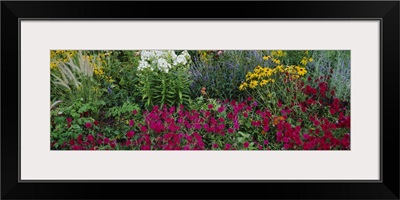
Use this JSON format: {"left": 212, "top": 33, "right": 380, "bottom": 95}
{"left": 50, "top": 50, "right": 350, "bottom": 150}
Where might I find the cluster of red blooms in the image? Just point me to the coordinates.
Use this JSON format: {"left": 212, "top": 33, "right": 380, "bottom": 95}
{"left": 52, "top": 77, "right": 350, "bottom": 150}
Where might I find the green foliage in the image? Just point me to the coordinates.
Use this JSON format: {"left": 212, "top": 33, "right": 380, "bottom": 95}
{"left": 106, "top": 101, "right": 140, "bottom": 118}
{"left": 138, "top": 67, "right": 192, "bottom": 108}
{"left": 189, "top": 50, "right": 263, "bottom": 102}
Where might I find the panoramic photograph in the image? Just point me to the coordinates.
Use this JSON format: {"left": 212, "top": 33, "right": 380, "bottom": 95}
{"left": 50, "top": 50, "right": 350, "bottom": 150}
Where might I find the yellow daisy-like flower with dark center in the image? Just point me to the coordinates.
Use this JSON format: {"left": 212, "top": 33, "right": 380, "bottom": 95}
{"left": 50, "top": 62, "right": 58, "bottom": 70}
{"left": 301, "top": 57, "right": 308, "bottom": 66}
{"left": 239, "top": 82, "right": 248, "bottom": 91}
{"left": 249, "top": 80, "right": 258, "bottom": 89}
{"left": 263, "top": 55, "right": 271, "bottom": 60}
{"left": 275, "top": 65, "right": 284, "bottom": 73}
{"left": 269, "top": 79, "right": 275, "bottom": 83}
{"left": 259, "top": 79, "right": 269, "bottom": 86}
{"left": 250, "top": 73, "right": 258, "bottom": 80}
{"left": 245, "top": 72, "right": 252, "bottom": 81}
{"left": 264, "top": 68, "right": 273, "bottom": 76}
{"left": 258, "top": 71, "right": 267, "bottom": 78}
{"left": 297, "top": 67, "right": 307, "bottom": 76}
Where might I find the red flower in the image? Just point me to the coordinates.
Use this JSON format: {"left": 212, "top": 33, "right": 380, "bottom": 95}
{"left": 217, "top": 106, "right": 225, "bottom": 113}
{"left": 132, "top": 110, "right": 138, "bottom": 115}
{"left": 278, "top": 100, "right": 283, "bottom": 107}
{"left": 104, "top": 137, "right": 110, "bottom": 145}
{"left": 85, "top": 122, "right": 92, "bottom": 129}
{"left": 129, "top": 120, "right": 135, "bottom": 127}
{"left": 225, "top": 143, "right": 232, "bottom": 150}
{"left": 212, "top": 143, "right": 218, "bottom": 148}
{"left": 66, "top": 118, "right": 72, "bottom": 123}
{"left": 94, "top": 120, "right": 99, "bottom": 126}
{"left": 126, "top": 130, "right": 135, "bottom": 139}
{"left": 140, "top": 125, "right": 147, "bottom": 133}
{"left": 208, "top": 104, "right": 213, "bottom": 109}
{"left": 244, "top": 142, "right": 249, "bottom": 148}
{"left": 110, "top": 140, "right": 116, "bottom": 149}
{"left": 87, "top": 134, "right": 94, "bottom": 142}
{"left": 264, "top": 140, "right": 269, "bottom": 145}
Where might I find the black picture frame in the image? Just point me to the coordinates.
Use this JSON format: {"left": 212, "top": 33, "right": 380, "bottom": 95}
{"left": 2, "top": 1, "right": 399, "bottom": 199}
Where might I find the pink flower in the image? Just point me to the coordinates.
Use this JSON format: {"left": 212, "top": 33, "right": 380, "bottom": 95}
{"left": 140, "top": 125, "right": 147, "bottom": 132}
{"left": 129, "top": 120, "right": 135, "bottom": 127}
{"left": 104, "top": 137, "right": 110, "bottom": 145}
{"left": 208, "top": 104, "right": 213, "bottom": 109}
{"left": 132, "top": 110, "right": 138, "bottom": 115}
{"left": 212, "top": 143, "right": 218, "bottom": 148}
{"left": 278, "top": 100, "right": 283, "bottom": 107}
{"left": 228, "top": 128, "right": 234, "bottom": 134}
{"left": 284, "top": 144, "right": 290, "bottom": 149}
{"left": 264, "top": 140, "right": 269, "bottom": 145}
{"left": 225, "top": 143, "right": 231, "bottom": 150}
{"left": 217, "top": 106, "right": 225, "bottom": 113}
{"left": 85, "top": 122, "right": 92, "bottom": 129}
{"left": 283, "top": 137, "right": 289, "bottom": 143}
{"left": 243, "top": 112, "right": 248, "bottom": 118}
{"left": 110, "top": 140, "right": 116, "bottom": 149}
{"left": 66, "top": 118, "right": 72, "bottom": 123}
{"left": 244, "top": 142, "right": 249, "bottom": 148}
{"left": 126, "top": 130, "right": 135, "bottom": 139}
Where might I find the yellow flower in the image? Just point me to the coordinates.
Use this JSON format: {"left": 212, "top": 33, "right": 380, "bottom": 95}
{"left": 239, "top": 82, "right": 248, "bottom": 91}
{"left": 258, "top": 71, "right": 266, "bottom": 78}
{"left": 249, "top": 80, "right": 258, "bottom": 89}
{"left": 292, "top": 75, "right": 300, "bottom": 79}
{"left": 263, "top": 55, "right": 271, "bottom": 60}
{"left": 254, "top": 67, "right": 261, "bottom": 74}
{"left": 301, "top": 57, "right": 308, "bottom": 66}
{"left": 297, "top": 67, "right": 307, "bottom": 76}
{"left": 245, "top": 72, "right": 252, "bottom": 81}
{"left": 269, "top": 79, "right": 275, "bottom": 83}
{"left": 264, "top": 68, "right": 273, "bottom": 76}
{"left": 274, "top": 59, "right": 281, "bottom": 64}
{"left": 275, "top": 65, "right": 284, "bottom": 73}
{"left": 259, "top": 79, "right": 269, "bottom": 86}
{"left": 250, "top": 73, "right": 258, "bottom": 80}
{"left": 50, "top": 62, "right": 58, "bottom": 70}
{"left": 309, "top": 57, "right": 314, "bottom": 62}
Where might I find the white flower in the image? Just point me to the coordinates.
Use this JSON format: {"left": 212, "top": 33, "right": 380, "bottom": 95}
{"left": 176, "top": 55, "right": 187, "bottom": 65}
{"left": 181, "top": 50, "right": 191, "bottom": 60}
{"left": 140, "top": 50, "right": 155, "bottom": 61}
{"left": 138, "top": 60, "right": 150, "bottom": 70}
{"left": 154, "top": 50, "right": 165, "bottom": 58}
{"left": 157, "top": 58, "right": 171, "bottom": 72}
